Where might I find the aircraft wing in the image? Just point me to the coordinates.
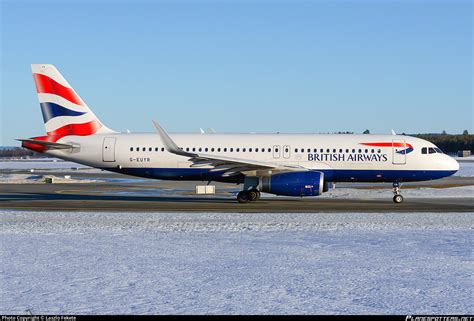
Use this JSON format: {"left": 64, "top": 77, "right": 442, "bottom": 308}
{"left": 152, "top": 121, "right": 304, "bottom": 176}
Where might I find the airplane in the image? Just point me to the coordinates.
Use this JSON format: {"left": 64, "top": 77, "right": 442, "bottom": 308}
{"left": 19, "top": 64, "right": 459, "bottom": 203}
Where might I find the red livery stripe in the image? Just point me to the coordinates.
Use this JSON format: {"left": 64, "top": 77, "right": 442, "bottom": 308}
{"left": 33, "top": 73, "right": 83, "bottom": 106}
{"left": 21, "top": 135, "right": 57, "bottom": 153}
{"left": 360, "top": 142, "right": 413, "bottom": 149}
{"left": 23, "top": 121, "right": 102, "bottom": 153}
{"left": 47, "top": 120, "right": 102, "bottom": 138}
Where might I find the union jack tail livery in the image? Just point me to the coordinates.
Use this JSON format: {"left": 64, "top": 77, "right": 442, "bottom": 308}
{"left": 31, "top": 64, "right": 114, "bottom": 140}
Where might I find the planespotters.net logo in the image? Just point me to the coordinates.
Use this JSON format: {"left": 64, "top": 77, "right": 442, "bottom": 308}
{"left": 406, "top": 316, "right": 473, "bottom": 321}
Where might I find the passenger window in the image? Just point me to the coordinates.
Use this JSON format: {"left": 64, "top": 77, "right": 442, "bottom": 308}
{"left": 199, "top": 148, "right": 202, "bottom": 152}
{"left": 249, "top": 148, "right": 253, "bottom": 152}
{"left": 295, "top": 148, "right": 298, "bottom": 153}
{"left": 352, "top": 149, "right": 355, "bottom": 153}
{"left": 339, "top": 149, "right": 343, "bottom": 153}
{"left": 217, "top": 148, "right": 221, "bottom": 152}
{"left": 345, "top": 149, "right": 349, "bottom": 153}
{"left": 129, "top": 147, "right": 133, "bottom": 152}
{"left": 307, "top": 148, "right": 311, "bottom": 153}
{"left": 156, "top": 147, "right": 159, "bottom": 152}
{"left": 255, "top": 148, "right": 259, "bottom": 152}
{"left": 192, "top": 147, "right": 196, "bottom": 152}
{"left": 275, "top": 148, "right": 279, "bottom": 153}
{"left": 136, "top": 147, "right": 139, "bottom": 151}
{"left": 333, "top": 149, "right": 336, "bottom": 153}
{"left": 371, "top": 149, "right": 374, "bottom": 153}
{"left": 358, "top": 149, "right": 362, "bottom": 153}
{"left": 243, "top": 148, "right": 246, "bottom": 152}
{"left": 149, "top": 147, "right": 152, "bottom": 152}
{"left": 236, "top": 148, "right": 240, "bottom": 152}
{"left": 377, "top": 149, "right": 381, "bottom": 153}
{"left": 320, "top": 149, "right": 324, "bottom": 153}
{"left": 267, "top": 148, "right": 271, "bottom": 152}
{"left": 142, "top": 147, "right": 146, "bottom": 151}
{"left": 364, "top": 149, "right": 368, "bottom": 153}
{"left": 161, "top": 147, "right": 165, "bottom": 152}
{"left": 314, "top": 148, "right": 317, "bottom": 153}
{"left": 211, "top": 148, "right": 214, "bottom": 152}
{"left": 421, "top": 147, "right": 427, "bottom": 154}
{"left": 326, "top": 149, "right": 330, "bottom": 153}
{"left": 224, "top": 148, "right": 227, "bottom": 152}
{"left": 285, "top": 148, "right": 289, "bottom": 153}
{"left": 429, "top": 147, "right": 436, "bottom": 154}
{"left": 230, "top": 148, "right": 233, "bottom": 152}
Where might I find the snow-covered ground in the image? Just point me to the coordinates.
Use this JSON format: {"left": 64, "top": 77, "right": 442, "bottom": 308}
{"left": 318, "top": 185, "right": 474, "bottom": 199}
{"left": 455, "top": 161, "right": 474, "bottom": 177}
{"left": 0, "top": 173, "right": 97, "bottom": 184}
{"left": 0, "top": 159, "right": 90, "bottom": 170}
{"left": 1, "top": 211, "right": 472, "bottom": 314}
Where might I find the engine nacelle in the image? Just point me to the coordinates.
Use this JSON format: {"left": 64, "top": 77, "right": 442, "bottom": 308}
{"left": 261, "top": 171, "right": 324, "bottom": 196}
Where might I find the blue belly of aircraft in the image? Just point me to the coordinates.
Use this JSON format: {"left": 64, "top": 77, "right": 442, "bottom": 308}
{"left": 106, "top": 167, "right": 456, "bottom": 183}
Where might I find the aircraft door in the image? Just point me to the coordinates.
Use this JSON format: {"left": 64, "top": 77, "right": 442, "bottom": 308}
{"left": 273, "top": 145, "right": 281, "bottom": 159}
{"left": 102, "top": 137, "right": 116, "bottom": 162}
{"left": 283, "top": 145, "right": 291, "bottom": 159}
{"left": 392, "top": 139, "right": 406, "bottom": 165}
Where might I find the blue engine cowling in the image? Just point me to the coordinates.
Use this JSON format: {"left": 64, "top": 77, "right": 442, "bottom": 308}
{"left": 260, "top": 171, "right": 324, "bottom": 196}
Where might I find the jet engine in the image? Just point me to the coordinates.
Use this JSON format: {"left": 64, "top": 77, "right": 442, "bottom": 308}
{"left": 260, "top": 171, "right": 325, "bottom": 196}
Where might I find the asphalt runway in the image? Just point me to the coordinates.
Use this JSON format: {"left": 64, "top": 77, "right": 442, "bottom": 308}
{"left": 0, "top": 178, "right": 472, "bottom": 212}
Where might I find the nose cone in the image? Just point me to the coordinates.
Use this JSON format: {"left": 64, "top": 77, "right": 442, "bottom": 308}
{"left": 445, "top": 156, "right": 459, "bottom": 173}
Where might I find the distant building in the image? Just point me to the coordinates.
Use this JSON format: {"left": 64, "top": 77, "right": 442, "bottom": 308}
{"left": 458, "top": 150, "right": 472, "bottom": 157}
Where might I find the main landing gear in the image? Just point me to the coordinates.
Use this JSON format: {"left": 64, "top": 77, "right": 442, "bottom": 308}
{"left": 237, "top": 188, "right": 261, "bottom": 203}
{"left": 392, "top": 182, "right": 404, "bottom": 204}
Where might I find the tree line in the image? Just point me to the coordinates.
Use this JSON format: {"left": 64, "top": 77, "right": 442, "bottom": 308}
{"left": 1, "top": 131, "right": 472, "bottom": 158}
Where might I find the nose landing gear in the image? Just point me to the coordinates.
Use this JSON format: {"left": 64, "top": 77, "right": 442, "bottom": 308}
{"left": 392, "top": 182, "right": 404, "bottom": 203}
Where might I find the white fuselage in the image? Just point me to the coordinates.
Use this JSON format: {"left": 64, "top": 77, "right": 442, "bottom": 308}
{"left": 45, "top": 133, "right": 459, "bottom": 184}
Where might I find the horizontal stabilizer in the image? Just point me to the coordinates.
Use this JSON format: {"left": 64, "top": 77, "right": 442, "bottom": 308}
{"left": 17, "top": 139, "right": 74, "bottom": 150}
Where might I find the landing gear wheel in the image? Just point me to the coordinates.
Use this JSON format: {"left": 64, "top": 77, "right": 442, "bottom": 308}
{"left": 248, "top": 189, "right": 260, "bottom": 202}
{"left": 393, "top": 194, "right": 404, "bottom": 204}
{"left": 237, "top": 191, "right": 250, "bottom": 203}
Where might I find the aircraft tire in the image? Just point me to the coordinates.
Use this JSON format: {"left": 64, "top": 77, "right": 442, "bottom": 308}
{"left": 248, "top": 190, "right": 260, "bottom": 202}
{"left": 237, "top": 191, "right": 250, "bottom": 203}
{"left": 393, "top": 194, "right": 404, "bottom": 204}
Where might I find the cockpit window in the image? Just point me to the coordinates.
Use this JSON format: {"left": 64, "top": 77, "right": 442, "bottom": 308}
{"left": 422, "top": 146, "right": 443, "bottom": 155}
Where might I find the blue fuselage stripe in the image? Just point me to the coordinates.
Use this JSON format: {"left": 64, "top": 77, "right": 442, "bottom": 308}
{"left": 105, "top": 167, "right": 457, "bottom": 184}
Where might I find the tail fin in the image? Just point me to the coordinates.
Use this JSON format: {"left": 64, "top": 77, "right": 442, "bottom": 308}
{"left": 31, "top": 64, "right": 115, "bottom": 139}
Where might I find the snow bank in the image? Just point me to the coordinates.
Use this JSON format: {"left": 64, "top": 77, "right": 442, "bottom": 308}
{"left": 1, "top": 211, "right": 472, "bottom": 234}
{"left": 0, "top": 159, "right": 90, "bottom": 170}
{"left": 0, "top": 211, "right": 472, "bottom": 315}
{"left": 0, "top": 174, "right": 97, "bottom": 184}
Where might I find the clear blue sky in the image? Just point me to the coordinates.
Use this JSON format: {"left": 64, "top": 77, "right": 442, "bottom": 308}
{"left": 1, "top": 0, "right": 472, "bottom": 145}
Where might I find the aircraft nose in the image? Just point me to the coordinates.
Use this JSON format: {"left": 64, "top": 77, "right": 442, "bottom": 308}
{"left": 446, "top": 156, "right": 459, "bottom": 173}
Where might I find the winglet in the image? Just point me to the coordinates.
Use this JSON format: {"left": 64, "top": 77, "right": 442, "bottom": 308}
{"left": 152, "top": 120, "right": 195, "bottom": 157}
{"left": 391, "top": 129, "right": 397, "bottom": 135}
